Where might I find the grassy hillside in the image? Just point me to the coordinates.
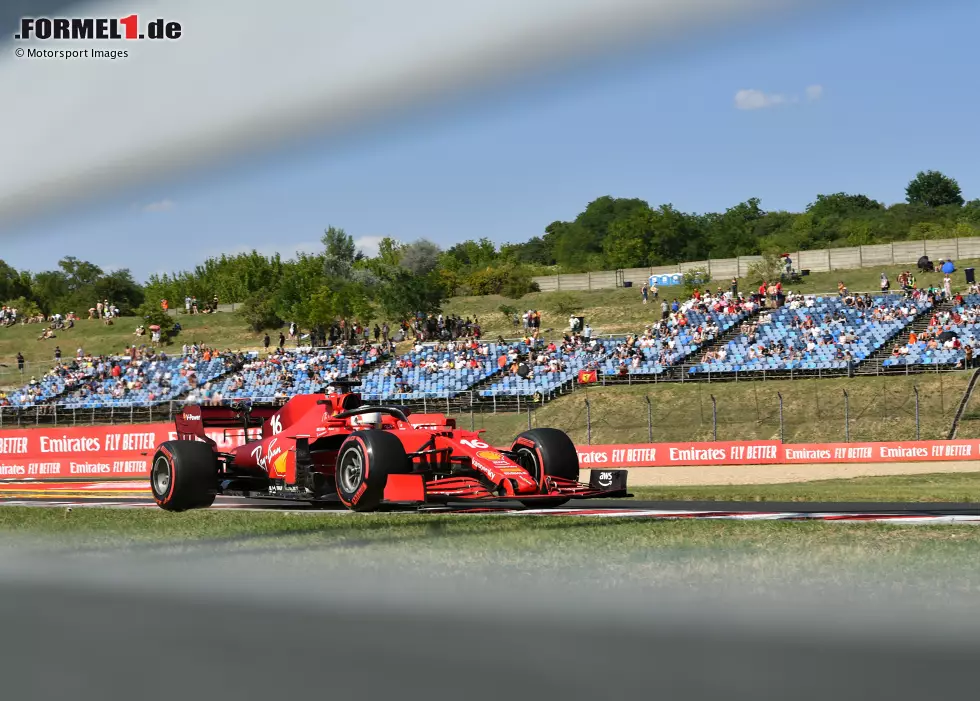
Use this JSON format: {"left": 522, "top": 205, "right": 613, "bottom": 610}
{"left": 451, "top": 373, "right": 972, "bottom": 446}
{"left": 445, "top": 258, "right": 977, "bottom": 338}
{"left": 0, "top": 313, "right": 265, "bottom": 388}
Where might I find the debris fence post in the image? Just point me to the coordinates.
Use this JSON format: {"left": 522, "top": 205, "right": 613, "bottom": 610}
{"left": 913, "top": 385, "right": 920, "bottom": 440}
{"left": 470, "top": 406, "right": 475, "bottom": 433}
{"left": 527, "top": 405, "right": 532, "bottom": 431}
{"left": 777, "top": 392, "right": 784, "bottom": 443}
{"left": 710, "top": 394, "right": 717, "bottom": 441}
{"left": 585, "top": 398, "right": 592, "bottom": 445}
{"left": 646, "top": 395, "right": 653, "bottom": 442}
{"left": 843, "top": 389, "right": 850, "bottom": 443}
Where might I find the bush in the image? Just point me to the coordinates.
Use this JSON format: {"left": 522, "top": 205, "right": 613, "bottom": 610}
{"left": 745, "top": 253, "right": 784, "bottom": 286}
{"left": 501, "top": 268, "right": 540, "bottom": 299}
{"left": 2, "top": 297, "right": 41, "bottom": 319}
{"left": 466, "top": 267, "right": 508, "bottom": 296}
{"left": 545, "top": 292, "right": 582, "bottom": 316}
{"left": 682, "top": 267, "right": 711, "bottom": 294}
{"left": 498, "top": 304, "right": 518, "bottom": 321}
{"left": 466, "top": 265, "right": 540, "bottom": 298}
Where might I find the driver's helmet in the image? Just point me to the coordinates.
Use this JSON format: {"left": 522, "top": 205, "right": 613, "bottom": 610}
{"left": 350, "top": 411, "right": 384, "bottom": 428}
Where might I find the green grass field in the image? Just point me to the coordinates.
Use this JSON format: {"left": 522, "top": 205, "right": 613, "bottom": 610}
{"left": 628, "top": 472, "right": 980, "bottom": 503}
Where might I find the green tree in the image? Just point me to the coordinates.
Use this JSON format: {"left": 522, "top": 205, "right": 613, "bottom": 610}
{"left": 134, "top": 300, "right": 175, "bottom": 340}
{"left": 704, "top": 198, "right": 766, "bottom": 258}
{"left": 94, "top": 269, "right": 145, "bottom": 313}
{"left": 0, "top": 260, "right": 31, "bottom": 302}
{"left": 906, "top": 170, "right": 964, "bottom": 208}
{"left": 602, "top": 211, "right": 650, "bottom": 269}
{"left": 442, "top": 238, "right": 497, "bottom": 271}
{"left": 499, "top": 237, "right": 554, "bottom": 266}
{"left": 399, "top": 240, "right": 441, "bottom": 275}
{"left": 240, "top": 286, "right": 282, "bottom": 332}
{"left": 961, "top": 199, "right": 980, "bottom": 225}
{"left": 322, "top": 226, "right": 359, "bottom": 279}
{"left": 807, "top": 193, "right": 883, "bottom": 218}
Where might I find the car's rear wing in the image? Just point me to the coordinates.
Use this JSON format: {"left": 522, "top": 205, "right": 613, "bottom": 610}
{"left": 174, "top": 404, "right": 278, "bottom": 447}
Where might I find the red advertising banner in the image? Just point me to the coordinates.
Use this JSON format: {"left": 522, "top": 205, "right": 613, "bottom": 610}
{"left": 0, "top": 423, "right": 976, "bottom": 482}
{"left": 0, "top": 423, "right": 256, "bottom": 480}
{"left": 577, "top": 439, "right": 979, "bottom": 467}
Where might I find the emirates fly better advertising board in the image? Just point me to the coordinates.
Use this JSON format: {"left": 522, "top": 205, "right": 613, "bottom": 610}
{"left": 0, "top": 424, "right": 974, "bottom": 481}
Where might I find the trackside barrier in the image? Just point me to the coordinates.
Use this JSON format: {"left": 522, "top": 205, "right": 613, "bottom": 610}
{"left": 0, "top": 425, "right": 976, "bottom": 481}
{"left": 0, "top": 423, "right": 259, "bottom": 480}
{"left": 575, "top": 440, "right": 975, "bottom": 467}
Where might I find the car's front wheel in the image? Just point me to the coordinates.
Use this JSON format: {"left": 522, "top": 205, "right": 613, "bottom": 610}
{"left": 511, "top": 428, "right": 579, "bottom": 508}
{"left": 335, "top": 430, "right": 410, "bottom": 512}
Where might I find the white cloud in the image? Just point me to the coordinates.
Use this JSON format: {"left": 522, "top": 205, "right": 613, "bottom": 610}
{"left": 734, "top": 89, "right": 786, "bottom": 110}
{"left": 141, "top": 199, "right": 175, "bottom": 212}
{"left": 734, "top": 85, "right": 824, "bottom": 110}
{"left": 354, "top": 235, "right": 387, "bottom": 258}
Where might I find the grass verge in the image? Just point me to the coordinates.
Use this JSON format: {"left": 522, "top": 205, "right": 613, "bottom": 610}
{"left": 628, "top": 472, "right": 980, "bottom": 503}
{"left": 2, "top": 493, "right": 979, "bottom": 592}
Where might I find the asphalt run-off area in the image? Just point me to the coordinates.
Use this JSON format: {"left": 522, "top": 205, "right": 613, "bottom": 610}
{"left": 2, "top": 480, "right": 980, "bottom": 524}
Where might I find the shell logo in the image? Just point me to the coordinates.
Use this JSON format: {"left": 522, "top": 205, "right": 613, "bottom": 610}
{"left": 273, "top": 452, "right": 289, "bottom": 476}
{"left": 477, "top": 450, "right": 503, "bottom": 461}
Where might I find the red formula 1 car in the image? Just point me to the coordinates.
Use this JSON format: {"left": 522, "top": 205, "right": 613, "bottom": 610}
{"left": 149, "top": 381, "right": 630, "bottom": 512}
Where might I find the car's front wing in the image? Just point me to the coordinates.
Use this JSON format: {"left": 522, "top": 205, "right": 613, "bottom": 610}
{"left": 382, "top": 469, "right": 631, "bottom": 505}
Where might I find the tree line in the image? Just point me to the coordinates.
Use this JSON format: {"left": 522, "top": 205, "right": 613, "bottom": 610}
{"left": 3, "top": 170, "right": 979, "bottom": 333}
{"left": 0, "top": 256, "right": 144, "bottom": 319}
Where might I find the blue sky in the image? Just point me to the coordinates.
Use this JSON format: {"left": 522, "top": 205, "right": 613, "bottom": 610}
{"left": 7, "top": 0, "right": 978, "bottom": 281}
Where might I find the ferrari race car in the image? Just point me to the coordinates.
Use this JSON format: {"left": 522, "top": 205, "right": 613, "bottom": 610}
{"left": 149, "top": 381, "right": 630, "bottom": 512}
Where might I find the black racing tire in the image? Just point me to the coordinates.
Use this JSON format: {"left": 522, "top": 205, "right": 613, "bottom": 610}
{"left": 335, "top": 430, "right": 411, "bottom": 512}
{"left": 150, "top": 441, "right": 218, "bottom": 512}
{"left": 511, "top": 428, "right": 579, "bottom": 508}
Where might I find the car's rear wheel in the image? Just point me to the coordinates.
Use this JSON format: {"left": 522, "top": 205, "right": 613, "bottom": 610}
{"left": 511, "top": 428, "right": 579, "bottom": 508}
{"left": 151, "top": 441, "right": 219, "bottom": 512}
{"left": 335, "top": 430, "right": 411, "bottom": 512}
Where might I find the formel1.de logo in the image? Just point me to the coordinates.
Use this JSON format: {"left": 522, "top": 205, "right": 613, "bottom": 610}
{"left": 15, "top": 16, "right": 182, "bottom": 41}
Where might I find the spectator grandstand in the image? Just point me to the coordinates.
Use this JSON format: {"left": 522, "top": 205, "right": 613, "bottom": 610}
{"left": 480, "top": 290, "right": 759, "bottom": 397}
{"left": 885, "top": 293, "right": 980, "bottom": 369}
{"left": 0, "top": 357, "right": 103, "bottom": 407}
{"left": 359, "top": 339, "right": 510, "bottom": 401}
{"left": 0, "top": 285, "right": 971, "bottom": 414}
{"left": 198, "top": 344, "right": 383, "bottom": 403}
{"left": 694, "top": 292, "right": 934, "bottom": 375}
{"left": 58, "top": 347, "right": 237, "bottom": 409}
